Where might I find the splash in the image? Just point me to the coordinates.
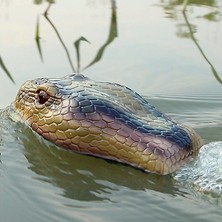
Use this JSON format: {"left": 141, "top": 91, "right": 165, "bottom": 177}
{"left": 174, "top": 142, "right": 222, "bottom": 198}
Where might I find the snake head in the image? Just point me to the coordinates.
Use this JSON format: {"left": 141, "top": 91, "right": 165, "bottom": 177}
{"left": 15, "top": 79, "right": 61, "bottom": 122}
{"left": 14, "top": 74, "right": 203, "bottom": 175}
{"left": 14, "top": 74, "right": 89, "bottom": 140}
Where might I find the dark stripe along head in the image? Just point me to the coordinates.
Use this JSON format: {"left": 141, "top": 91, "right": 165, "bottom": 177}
{"left": 14, "top": 73, "right": 202, "bottom": 174}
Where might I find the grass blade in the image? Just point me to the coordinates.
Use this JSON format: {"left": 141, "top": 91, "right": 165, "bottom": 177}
{"left": 74, "top": 37, "right": 90, "bottom": 72}
{"left": 35, "top": 16, "right": 44, "bottom": 62}
{"left": 0, "top": 56, "right": 15, "bottom": 84}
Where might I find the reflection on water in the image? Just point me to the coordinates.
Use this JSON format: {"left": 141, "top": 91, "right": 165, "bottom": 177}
{"left": 1, "top": 99, "right": 222, "bottom": 221}
{"left": 182, "top": 10, "right": 222, "bottom": 83}
{"left": 83, "top": 0, "right": 117, "bottom": 71}
{"left": 160, "top": 0, "right": 221, "bottom": 21}
{"left": 1, "top": 97, "right": 222, "bottom": 221}
{"left": 18, "top": 118, "right": 177, "bottom": 201}
{"left": 42, "top": 3, "right": 76, "bottom": 72}
{"left": 1, "top": 0, "right": 221, "bottom": 87}
{"left": 34, "top": 0, "right": 54, "bottom": 4}
{"left": 35, "top": 0, "right": 117, "bottom": 73}
{"left": 1, "top": 0, "right": 118, "bottom": 82}
{"left": 159, "top": 0, "right": 222, "bottom": 84}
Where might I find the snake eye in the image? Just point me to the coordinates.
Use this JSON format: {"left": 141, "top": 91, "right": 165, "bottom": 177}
{"left": 37, "top": 90, "right": 50, "bottom": 104}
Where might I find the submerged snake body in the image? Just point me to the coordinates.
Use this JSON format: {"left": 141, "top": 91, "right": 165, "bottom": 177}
{"left": 14, "top": 74, "right": 202, "bottom": 174}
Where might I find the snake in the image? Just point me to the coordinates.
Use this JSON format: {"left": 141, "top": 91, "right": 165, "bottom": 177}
{"left": 14, "top": 73, "right": 202, "bottom": 175}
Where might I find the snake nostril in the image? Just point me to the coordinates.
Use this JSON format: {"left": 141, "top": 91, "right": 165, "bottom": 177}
{"left": 37, "top": 90, "right": 50, "bottom": 104}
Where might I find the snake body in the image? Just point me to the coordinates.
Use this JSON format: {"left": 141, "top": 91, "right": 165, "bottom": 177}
{"left": 14, "top": 74, "right": 202, "bottom": 174}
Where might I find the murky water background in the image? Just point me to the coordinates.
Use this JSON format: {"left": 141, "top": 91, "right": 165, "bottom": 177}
{"left": 1, "top": 0, "right": 222, "bottom": 221}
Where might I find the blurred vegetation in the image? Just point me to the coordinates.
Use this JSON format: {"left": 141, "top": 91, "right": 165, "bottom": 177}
{"left": 0, "top": 56, "right": 15, "bottom": 84}
{"left": 1, "top": 0, "right": 221, "bottom": 84}
{"left": 160, "top": 0, "right": 221, "bottom": 26}
{"left": 35, "top": 0, "right": 117, "bottom": 73}
{"left": 182, "top": 10, "right": 222, "bottom": 84}
{"left": 33, "top": 0, "right": 55, "bottom": 4}
{"left": 35, "top": 16, "right": 43, "bottom": 62}
{"left": 159, "top": 0, "right": 222, "bottom": 83}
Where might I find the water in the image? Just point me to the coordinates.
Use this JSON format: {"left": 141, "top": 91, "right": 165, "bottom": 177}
{"left": 1, "top": 0, "right": 222, "bottom": 221}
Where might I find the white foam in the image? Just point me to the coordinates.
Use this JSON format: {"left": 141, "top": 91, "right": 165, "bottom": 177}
{"left": 174, "top": 142, "right": 222, "bottom": 198}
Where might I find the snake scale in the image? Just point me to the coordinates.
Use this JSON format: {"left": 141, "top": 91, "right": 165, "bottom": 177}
{"left": 14, "top": 74, "right": 202, "bottom": 175}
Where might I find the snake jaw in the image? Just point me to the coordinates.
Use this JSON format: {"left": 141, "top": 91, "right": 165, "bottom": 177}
{"left": 14, "top": 74, "right": 203, "bottom": 175}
